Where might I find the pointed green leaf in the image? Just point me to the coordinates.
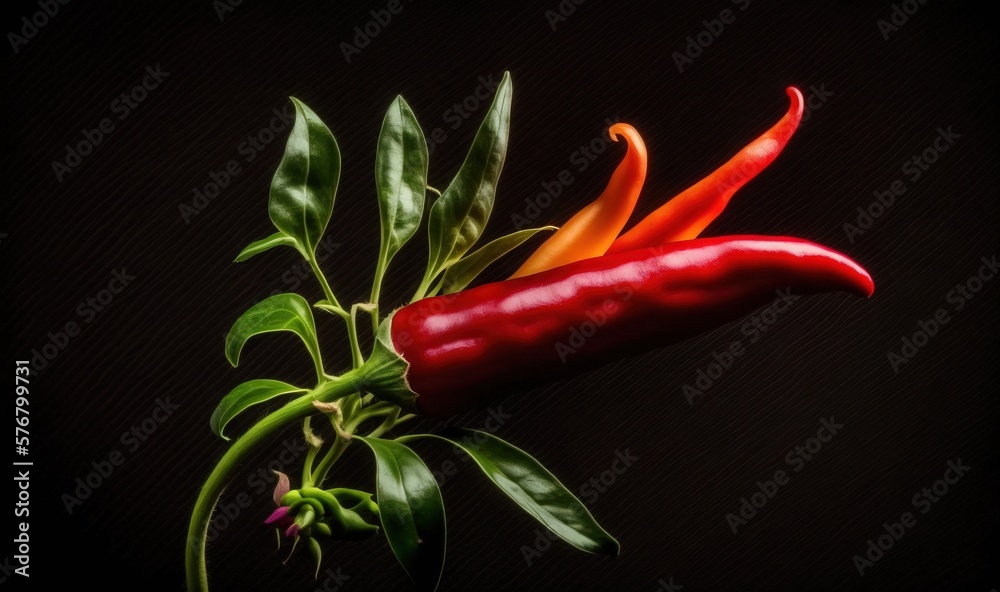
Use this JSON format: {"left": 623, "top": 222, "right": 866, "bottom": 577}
{"left": 375, "top": 96, "right": 428, "bottom": 280}
{"left": 210, "top": 379, "right": 306, "bottom": 440}
{"left": 269, "top": 98, "right": 341, "bottom": 254}
{"left": 424, "top": 72, "right": 512, "bottom": 281}
{"left": 234, "top": 232, "right": 298, "bottom": 262}
{"left": 225, "top": 293, "right": 321, "bottom": 367}
{"left": 355, "top": 436, "right": 445, "bottom": 591}
{"left": 399, "top": 429, "right": 619, "bottom": 557}
{"left": 440, "top": 226, "right": 556, "bottom": 293}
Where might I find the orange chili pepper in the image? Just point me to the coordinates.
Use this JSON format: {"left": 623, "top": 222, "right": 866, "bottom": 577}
{"left": 607, "top": 87, "right": 803, "bottom": 254}
{"left": 510, "top": 123, "right": 647, "bottom": 278}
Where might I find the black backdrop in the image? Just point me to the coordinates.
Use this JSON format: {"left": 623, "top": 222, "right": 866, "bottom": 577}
{"left": 5, "top": 1, "right": 997, "bottom": 590}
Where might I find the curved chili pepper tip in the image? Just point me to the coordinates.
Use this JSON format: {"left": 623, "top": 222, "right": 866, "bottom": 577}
{"left": 510, "top": 123, "right": 647, "bottom": 278}
{"left": 608, "top": 122, "right": 644, "bottom": 145}
{"left": 608, "top": 87, "right": 804, "bottom": 253}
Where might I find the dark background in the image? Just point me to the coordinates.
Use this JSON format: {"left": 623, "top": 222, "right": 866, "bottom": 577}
{"left": 5, "top": 1, "right": 997, "bottom": 590}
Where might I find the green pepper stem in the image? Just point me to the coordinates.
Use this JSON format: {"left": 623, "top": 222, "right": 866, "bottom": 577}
{"left": 370, "top": 250, "right": 389, "bottom": 336}
{"left": 412, "top": 270, "right": 437, "bottom": 303}
{"left": 347, "top": 304, "right": 365, "bottom": 367}
{"left": 306, "top": 254, "right": 345, "bottom": 316}
{"left": 310, "top": 435, "right": 350, "bottom": 488}
{"left": 185, "top": 371, "right": 360, "bottom": 592}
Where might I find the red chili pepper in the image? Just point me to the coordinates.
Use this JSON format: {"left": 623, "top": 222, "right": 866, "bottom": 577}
{"left": 608, "top": 88, "right": 804, "bottom": 254}
{"left": 388, "top": 236, "right": 873, "bottom": 417}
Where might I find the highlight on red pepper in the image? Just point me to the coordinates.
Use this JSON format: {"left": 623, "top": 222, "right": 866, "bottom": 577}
{"left": 186, "top": 73, "right": 873, "bottom": 592}
{"left": 388, "top": 236, "right": 872, "bottom": 417}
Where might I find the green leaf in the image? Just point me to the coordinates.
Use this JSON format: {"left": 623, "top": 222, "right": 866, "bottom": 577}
{"left": 440, "top": 226, "right": 556, "bottom": 293}
{"left": 225, "top": 293, "right": 321, "bottom": 368}
{"left": 375, "top": 96, "right": 428, "bottom": 283}
{"left": 355, "top": 436, "right": 445, "bottom": 591}
{"left": 423, "top": 72, "right": 512, "bottom": 283}
{"left": 210, "top": 379, "right": 306, "bottom": 441}
{"left": 234, "top": 232, "right": 298, "bottom": 262}
{"left": 399, "top": 429, "right": 619, "bottom": 557}
{"left": 268, "top": 98, "right": 341, "bottom": 255}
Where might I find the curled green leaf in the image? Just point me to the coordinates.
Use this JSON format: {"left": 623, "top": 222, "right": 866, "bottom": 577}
{"left": 234, "top": 232, "right": 298, "bottom": 262}
{"left": 210, "top": 380, "right": 306, "bottom": 441}
{"left": 269, "top": 98, "right": 341, "bottom": 255}
{"left": 225, "top": 293, "right": 321, "bottom": 369}
{"left": 440, "top": 226, "right": 557, "bottom": 293}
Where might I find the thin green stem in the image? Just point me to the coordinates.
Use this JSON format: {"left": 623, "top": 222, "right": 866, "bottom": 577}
{"left": 306, "top": 254, "right": 345, "bottom": 315}
{"left": 347, "top": 304, "right": 365, "bottom": 367}
{"left": 311, "top": 436, "right": 350, "bottom": 487}
{"left": 185, "top": 372, "right": 361, "bottom": 592}
{"left": 366, "top": 408, "right": 401, "bottom": 439}
{"left": 301, "top": 417, "right": 320, "bottom": 488}
{"left": 307, "top": 348, "right": 326, "bottom": 385}
{"left": 370, "top": 253, "right": 388, "bottom": 336}
{"left": 428, "top": 275, "right": 446, "bottom": 298}
{"left": 344, "top": 405, "right": 397, "bottom": 433}
{"left": 302, "top": 445, "right": 319, "bottom": 488}
{"left": 412, "top": 269, "right": 437, "bottom": 303}
{"left": 426, "top": 185, "right": 442, "bottom": 199}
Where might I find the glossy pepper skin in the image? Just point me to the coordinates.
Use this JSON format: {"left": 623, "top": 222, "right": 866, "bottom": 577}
{"left": 608, "top": 88, "right": 804, "bottom": 253}
{"left": 391, "top": 236, "right": 873, "bottom": 417}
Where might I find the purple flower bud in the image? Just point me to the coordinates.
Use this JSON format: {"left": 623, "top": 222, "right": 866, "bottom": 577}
{"left": 285, "top": 523, "right": 301, "bottom": 538}
{"left": 264, "top": 506, "right": 291, "bottom": 526}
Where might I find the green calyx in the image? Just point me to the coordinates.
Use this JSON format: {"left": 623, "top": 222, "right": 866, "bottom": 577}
{"left": 356, "top": 313, "right": 418, "bottom": 411}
